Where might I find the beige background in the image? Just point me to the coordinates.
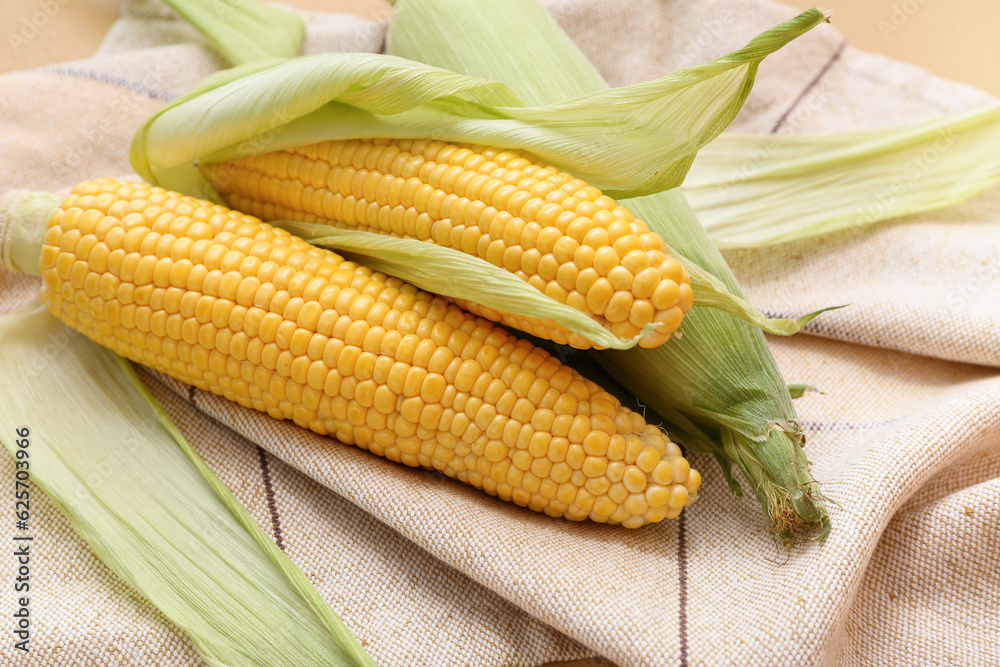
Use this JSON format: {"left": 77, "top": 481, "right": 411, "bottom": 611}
{"left": 2, "top": 0, "right": 999, "bottom": 96}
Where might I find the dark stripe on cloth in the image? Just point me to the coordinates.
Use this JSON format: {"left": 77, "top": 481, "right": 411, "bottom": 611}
{"left": 36, "top": 66, "right": 176, "bottom": 102}
{"left": 770, "top": 41, "right": 847, "bottom": 133}
{"left": 256, "top": 446, "right": 286, "bottom": 551}
{"left": 678, "top": 512, "right": 690, "bottom": 667}
{"left": 801, "top": 419, "right": 895, "bottom": 432}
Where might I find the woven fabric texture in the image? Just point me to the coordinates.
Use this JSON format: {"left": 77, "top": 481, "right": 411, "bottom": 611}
{"left": 0, "top": 1, "right": 997, "bottom": 665}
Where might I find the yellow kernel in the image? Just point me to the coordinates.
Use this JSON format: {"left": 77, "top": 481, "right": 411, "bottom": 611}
{"left": 512, "top": 450, "right": 533, "bottom": 471}
{"left": 552, "top": 237, "right": 579, "bottom": 265}
{"left": 591, "top": 496, "right": 617, "bottom": 518}
{"left": 684, "top": 469, "right": 702, "bottom": 495}
{"left": 636, "top": 448, "right": 662, "bottom": 473}
{"left": 420, "top": 373, "right": 447, "bottom": 403}
{"left": 133, "top": 256, "right": 157, "bottom": 285}
{"left": 606, "top": 460, "right": 625, "bottom": 482}
{"left": 585, "top": 278, "right": 614, "bottom": 314}
{"left": 400, "top": 396, "right": 424, "bottom": 422}
{"left": 536, "top": 254, "right": 559, "bottom": 282}
{"left": 623, "top": 494, "right": 648, "bottom": 518}
{"left": 668, "top": 484, "right": 689, "bottom": 508}
{"left": 604, "top": 291, "right": 633, "bottom": 323}
{"left": 403, "top": 366, "right": 428, "bottom": 397}
{"left": 530, "top": 408, "right": 555, "bottom": 432}
{"left": 631, "top": 267, "right": 661, "bottom": 300}
{"left": 652, "top": 306, "right": 684, "bottom": 335}
{"left": 581, "top": 227, "right": 610, "bottom": 249}
{"left": 650, "top": 280, "right": 680, "bottom": 310}
{"left": 592, "top": 246, "right": 619, "bottom": 276}
{"left": 527, "top": 431, "right": 551, "bottom": 458}
{"left": 454, "top": 359, "right": 482, "bottom": 392}
{"left": 585, "top": 476, "right": 611, "bottom": 496}
{"left": 605, "top": 220, "right": 630, "bottom": 242}
{"left": 589, "top": 412, "right": 616, "bottom": 435}
{"left": 679, "top": 283, "right": 694, "bottom": 312}
{"left": 582, "top": 456, "right": 607, "bottom": 478}
{"left": 485, "top": 441, "right": 509, "bottom": 463}
{"left": 620, "top": 249, "right": 651, "bottom": 274}
{"left": 550, "top": 464, "right": 572, "bottom": 485}
{"left": 645, "top": 485, "right": 669, "bottom": 508}
{"left": 623, "top": 466, "right": 647, "bottom": 493}
{"left": 668, "top": 456, "right": 691, "bottom": 483}
{"left": 530, "top": 457, "right": 552, "bottom": 478}
{"left": 573, "top": 267, "right": 599, "bottom": 294}
{"left": 550, "top": 414, "right": 573, "bottom": 438}
{"left": 547, "top": 437, "right": 569, "bottom": 462}
{"left": 510, "top": 398, "right": 534, "bottom": 423}
{"left": 607, "top": 265, "right": 633, "bottom": 292}
{"left": 629, "top": 299, "right": 655, "bottom": 328}
{"left": 608, "top": 483, "right": 628, "bottom": 504}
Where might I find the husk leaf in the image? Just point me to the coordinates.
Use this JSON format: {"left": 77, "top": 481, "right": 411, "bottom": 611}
{"left": 0, "top": 301, "right": 376, "bottom": 667}
{"left": 279, "top": 219, "right": 824, "bottom": 346}
{"left": 278, "top": 220, "right": 649, "bottom": 350}
{"left": 161, "top": 0, "right": 304, "bottom": 66}
{"left": 130, "top": 9, "right": 827, "bottom": 201}
{"left": 685, "top": 103, "right": 1000, "bottom": 247}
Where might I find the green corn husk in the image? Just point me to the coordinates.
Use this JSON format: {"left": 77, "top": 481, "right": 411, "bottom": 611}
{"left": 164, "top": 0, "right": 1000, "bottom": 250}
{"left": 279, "top": 219, "right": 655, "bottom": 349}
{"left": 131, "top": 11, "right": 826, "bottom": 202}
{"left": 685, "top": 103, "right": 1000, "bottom": 247}
{"left": 788, "top": 384, "right": 822, "bottom": 399}
{"left": 387, "top": 0, "right": 831, "bottom": 541}
{"left": 128, "top": 14, "right": 828, "bottom": 350}
{"left": 161, "top": 0, "right": 304, "bottom": 65}
{"left": 277, "top": 219, "right": 833, "bottom": 349}
{"left": 0, "top": 300, "right": 375, "bottom": 667}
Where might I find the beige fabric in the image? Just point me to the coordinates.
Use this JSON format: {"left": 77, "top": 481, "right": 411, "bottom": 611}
{"left": 1, "top": 1, "right": 998, "bottom": 665}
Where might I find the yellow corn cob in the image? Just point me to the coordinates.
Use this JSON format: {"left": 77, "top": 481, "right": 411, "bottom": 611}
{"left": 201, "top": 139, "right": 695, "bottom": 349}
{"left": 31, "top": 177, "right": 699, "bottom": 526}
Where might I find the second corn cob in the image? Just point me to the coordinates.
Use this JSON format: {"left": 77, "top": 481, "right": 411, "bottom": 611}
{"left": 5, "top": 177, "right": 700, "bottom": 527}
{"left": 202, "top": 139, "right": 694, "bottom": 349}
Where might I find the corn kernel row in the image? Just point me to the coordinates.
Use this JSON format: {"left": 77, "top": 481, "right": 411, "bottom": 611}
{"left": 202, "top": 138, "right": 694, "bottom": 349}
{"left": 38, "top": 178, "right": 700, "bottom": 527}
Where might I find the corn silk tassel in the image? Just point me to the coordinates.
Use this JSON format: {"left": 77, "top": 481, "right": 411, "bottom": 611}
{"left": 386, "top": 0, "right": 832, "bottom": 542}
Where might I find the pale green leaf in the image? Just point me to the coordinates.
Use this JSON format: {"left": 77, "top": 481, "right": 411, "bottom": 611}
{"left": 0, "top": 190, "right": 60, "bottom": 277}
{"left": 685, "top": 103, "right": 1000, "bottom": 247}
{"left": 161, "top": 0, "right": 304, "bottom": 66}
{"left": 788, "top": 384, "right": 822, "bottom": 399}
{"left": 278, "top": 220, "right": 648, "bottom": 350}
{"left": 280, "top": 219, "right": 821, "bottom": 345}
{"left": 0, "top": 301, "right": 376, "bottom": 667}
{"left": 131, "top": 8, "right": 828, "bottom": 200}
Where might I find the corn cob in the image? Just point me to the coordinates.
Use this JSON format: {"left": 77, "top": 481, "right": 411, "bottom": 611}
{"left": 385, "top": 0, "right": 830, "bottom": 541}
{"left": 201, "top": 139, "right": 694, "bottom": 350}
{"left": 10, "top": 177, "right": 699, "bottom": 527}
